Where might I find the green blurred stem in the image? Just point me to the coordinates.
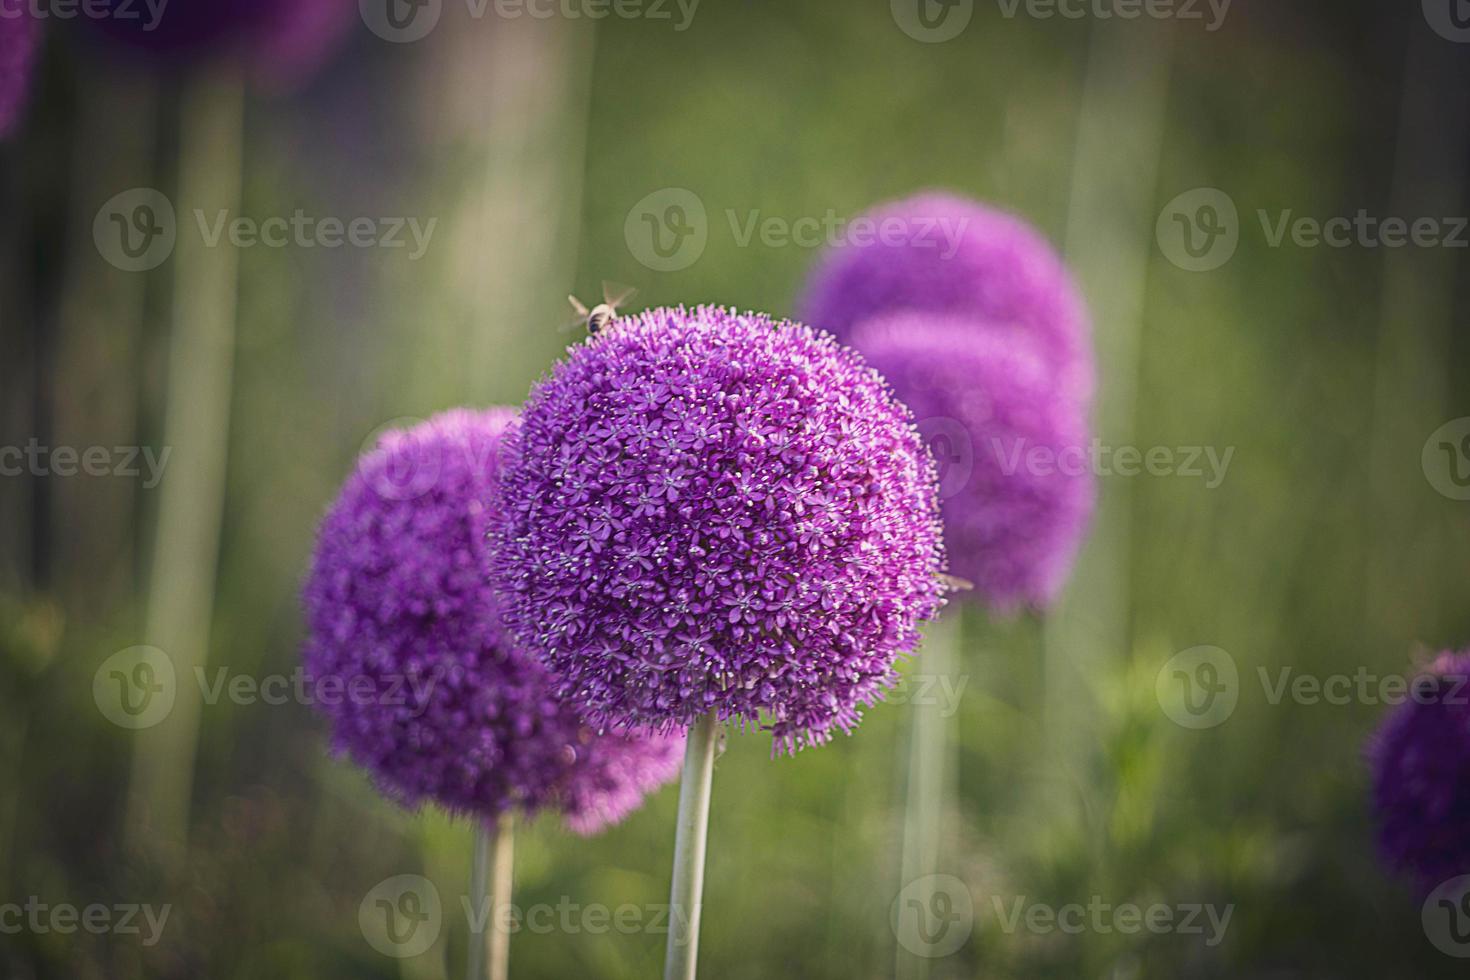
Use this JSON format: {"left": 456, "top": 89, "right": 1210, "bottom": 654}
{"left": 125, "top": 67, "right": 245, "bottom": 861}
{"left": 467, "top": 813, "right": 514, "bottom": 980}
{"left": 664, "top": 710, "right": 719, "bottom": 980}
{"left": 896, "top": 611, "right": 960, "bottom": 980}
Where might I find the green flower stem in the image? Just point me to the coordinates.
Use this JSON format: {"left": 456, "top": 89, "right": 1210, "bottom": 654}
{"left": 467, "top": 812, "right": 515, "bottom": 980}
{"left": 125, "top": 66, "right": 244, "bottom": 864}
{"left": 897, "top": 611, "right": 960, "bottom": 980}
{"left": 664, "top": 710, "right": 720, "bottom": 980}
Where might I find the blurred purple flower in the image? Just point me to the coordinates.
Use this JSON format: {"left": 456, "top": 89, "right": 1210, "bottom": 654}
{"left": 851, "top": 314, "right": 1093, "bottom": 611}
{"left": 1368, "top": 650, "right": 1470, "bottom": 891}
{"left": 88, "top": 0, "right": 355, "bottom": 83}
{"left": 796, "top": 191, "right": 1093, "bottom": 404}
{"left": 302, "top": 408, "right": 683, "bottom": 835}
{"left": 0, "top": 10, "right": 39, "bottom": 136}
{"left": 489, "top": 306, "right": 948, "bottom": 754}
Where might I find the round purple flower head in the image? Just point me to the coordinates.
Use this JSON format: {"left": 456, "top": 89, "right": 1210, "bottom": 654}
{"left": 303, "top": 408, "right": 684, "bottom": 835}
{"left": 490, "top": 306, "right": 948, "bottom": 754}
{"left": 850, "top": 314, "right": 1093, "bottom": 611}
{"left": 88, "top": 0, "right": 355, "bottom": 82}
{"left": 0, "top": 10, "right": 39, "bottom": 137}
{"left": 796, "top": 191, "right": 1093, "bottom": 404}
{"left": 1368, "top": 650, "right": 1470, "bottom": 891}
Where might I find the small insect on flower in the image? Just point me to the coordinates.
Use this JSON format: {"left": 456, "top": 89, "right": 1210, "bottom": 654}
{"left": 565, "top": 281, "right": 638, "bottom": 337}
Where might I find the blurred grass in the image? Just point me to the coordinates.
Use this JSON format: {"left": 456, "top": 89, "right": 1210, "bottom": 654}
{"left": 2, "top": 0, "right": 1469, "bottom": 977}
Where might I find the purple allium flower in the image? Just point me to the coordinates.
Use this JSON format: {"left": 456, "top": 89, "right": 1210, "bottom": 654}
{"left": 489, "top": 306, "right": 948, "bottom": 754}
{"left": 849, "top": 314, "right": 1094, "bottom": 611}
{"left": 303, "top": 408, "right": 684, "bottom": 834}
{"left": 0, "top": 10, "right": 39, "bottom": 137}
{"left": 88, "top": 0, "right": 355, "bottom": 83}
{"left": 1368, "top": 650, "right": 1470, "bottom": 891}
{"left": 796, "top": 191, "right": 1093, "bottom": 404}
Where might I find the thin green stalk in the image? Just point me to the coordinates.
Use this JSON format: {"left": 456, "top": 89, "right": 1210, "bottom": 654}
{"left": 125, "top": 67, "right": 245, "bottom": 861}
{"left": 664, "top": 710, "right": 720, "bottom": 980}
{"left": 1043, "top": 16, "right": 1173, "bottom": 818}
{"left": 467, "top": 812, "right": 514, "bottom": 980}
{"left": 896, "top": 612, "right": 960, "bottom": 980}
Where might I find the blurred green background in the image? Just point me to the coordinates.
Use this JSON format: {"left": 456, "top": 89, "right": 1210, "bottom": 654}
{"left": 3, "top": 0, "right": 1470, "bottom": 976}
